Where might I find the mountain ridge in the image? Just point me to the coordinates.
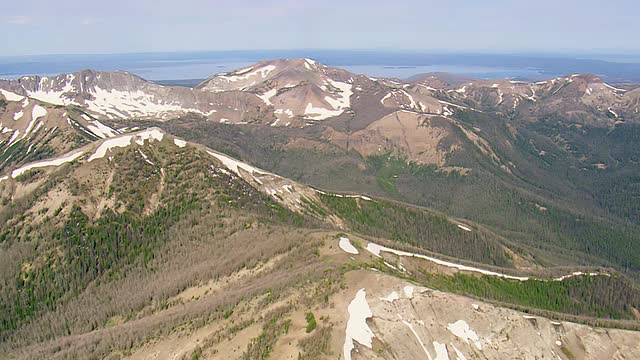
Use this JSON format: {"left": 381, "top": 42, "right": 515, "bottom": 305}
{"left": 2, "top": 58, "right": 640, "bottom": 359}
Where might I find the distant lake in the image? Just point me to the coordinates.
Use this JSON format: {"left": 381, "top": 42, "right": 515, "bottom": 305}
{"left": 341, "top": 65, "right": 549, "bottom": 81}
{"left": 1, "top": 50, "right": 639, "bottom": 83}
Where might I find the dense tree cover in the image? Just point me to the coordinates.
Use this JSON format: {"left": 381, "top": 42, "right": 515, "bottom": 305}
{"left": 418, "top": 271, "right": 640, "bottom": 320}
{"left": 320, "top": 194, "right": 513, "bottom": 267}
{"left": 364, "top": 153, "right": 640, "bottom": 273}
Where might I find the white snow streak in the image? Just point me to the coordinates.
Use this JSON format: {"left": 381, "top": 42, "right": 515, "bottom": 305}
{"left": 365, "top": 242, "right": 529, "bottom": 281}
{"left": 12, "top": 151, "right": 84, "bottom": 178}
{"left": 402, "top": 320, "right": 432, "bottom": 360}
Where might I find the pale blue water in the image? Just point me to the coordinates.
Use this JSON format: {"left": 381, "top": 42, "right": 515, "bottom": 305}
{"left": 0, "top": 51, "right": 638, "bottom": 83}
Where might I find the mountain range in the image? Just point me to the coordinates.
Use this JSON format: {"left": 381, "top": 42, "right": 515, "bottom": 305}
{"left": 1, "top": 59, "right": 640, "bottom": 359}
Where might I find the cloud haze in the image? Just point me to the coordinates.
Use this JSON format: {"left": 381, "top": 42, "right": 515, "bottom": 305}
{"left": 2, "top": 0, "right": 638, "bottom": 56}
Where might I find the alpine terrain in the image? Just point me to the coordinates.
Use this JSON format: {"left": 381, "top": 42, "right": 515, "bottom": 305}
{"left": 1, "top": 58, "right": 640, "bottom": 360}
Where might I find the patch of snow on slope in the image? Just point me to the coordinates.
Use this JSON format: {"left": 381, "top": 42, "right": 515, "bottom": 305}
{"left": 365, "top": 242, "right": 529, "bottom": 281}
{"left": 339, "top": 237, "right": 359, "bottom": 254}
{"left": 219, "top": 65, "right": 277, "bottom": 84}
{"left": 380, "top": 291, "right": 400, "bottom": 303}
{"left": 0, "top": 89, "right": 24, "bottom": 102}
{"left": 173, "top": 138, "right": 187, "bottom": 147}
{"left": 400, "top": 90, "right": 419, "bottom": 110}
{"left": 552, "top": 271, "right": 604, "bottom": 281}
{"left": 305, "top": 102, "right": 342, "bottom": 120}
{"left": 380, "top": 92, "right": 392, "bottom": 105}
{"left": 403, "top": 286, "right": 414, "bottom": 299}
{"left": 0, "top": 175, "right": 8, "bottom": 183}
{"left": 137, "top": 149, "right": 154, "bottom": 165}
{"left": 603, "top": 83, "right": 627, "bottom": 92}
{"left": 256, "top": 88, "right": 277, "bottom": 106}
{"left": 304, "top": 58, "right": 317, "bottom": 70}
{"left": 457, "top": 224, "right": 472, "bottom": 232}
{"left": 447, "top": 320, "right": 482, "bottom": 350}
{"left": 207, "top": 150, "right": 270, "bottom": 177}
{"left": 323, "top": 78, "right": 353, "bottom": 111}
{"left": 134, "top": 128, "right": 164, "bottom": 145}
{"left": 87, "top": 119, "right": 118, "bottom": 139}
{"left": 274, "top": 108, "right": 294, "bottom": 118}
{"left": 86, "top": 87, "right": 204, "bottom": 119}
{"left": 14, "top": 111, "right": 24, "bottom": 121}
{"left": 26, "top": 75, "right": 75, "bottom": 105}
{"left": 433, "top": 341, "right": 449, "bottom": 360}
{"left": 21, "top": 105, "right": 47, "bottom": 140}
{"left": 12, "top": 151, "right": 84, "bottom": 178}
{"left": 8, "top": 130, "right": 20, "bottom": 145}
{"left": 88, "top": 129, "right": 163, "bottom": 162}
{"left": 89, "top": 135, "right": 133, "bottom": 162}
{"left": 343, "top": 289, "right": 374, "bottom": 360}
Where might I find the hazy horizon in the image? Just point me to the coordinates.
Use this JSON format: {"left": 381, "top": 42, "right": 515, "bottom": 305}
{"left": 2, "top": 50, "right": 640, "bottom": 83}
{"left": 3, "top": 0, "right": 639, "bottom": 57}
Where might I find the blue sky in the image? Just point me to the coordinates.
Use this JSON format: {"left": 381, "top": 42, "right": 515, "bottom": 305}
{"left": 2, "top": 0, "right": 639, "bottom": 56}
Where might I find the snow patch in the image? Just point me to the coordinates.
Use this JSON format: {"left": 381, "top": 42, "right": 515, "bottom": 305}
{"left": 13, "top": 111, "right": 24, "bottom": 121}
{"left": 403, "top": 286, "right": 414, "bottom": 299}
{"left": 447, "top": 320, "right": 482, "bottom": 350}
{"left": 433, "top": 341, "right": 449, "bottom": 360}
{"left": 87, "top": 119, "right": 118, "bottom": 139}
{"left": 457, "top": 224, "right": 472, "bottom": 232}
{"left": 0, "top": 89, "right": 25, "bottom": 102}
{"left": 207, "top": 150, "right": 269, "bottom": 178}
{"left": 88, "top": 129, "right": 163, "bottom": 162}
{"left": 218, "top": 64, "right": 277, "bottom": 85}
{"left": 380, "top": 291, "right": 400, "bottom": 303}
{"left": 343, "top": 289, "right": 375, "bottom": 360}
{"left": 21, "top": 105, "right": 47, "bottom": 140}
{"left": 339, "top": 237, "right": 359, "bottom": 255}
{"left": 256, "top": 88, "right": 277, "bottom": 106}
{"left": 173, "top": 138, "right": 187, "bottom": 148}
{"left": 86, "top": 87, "right": 207, "bottom": 119}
